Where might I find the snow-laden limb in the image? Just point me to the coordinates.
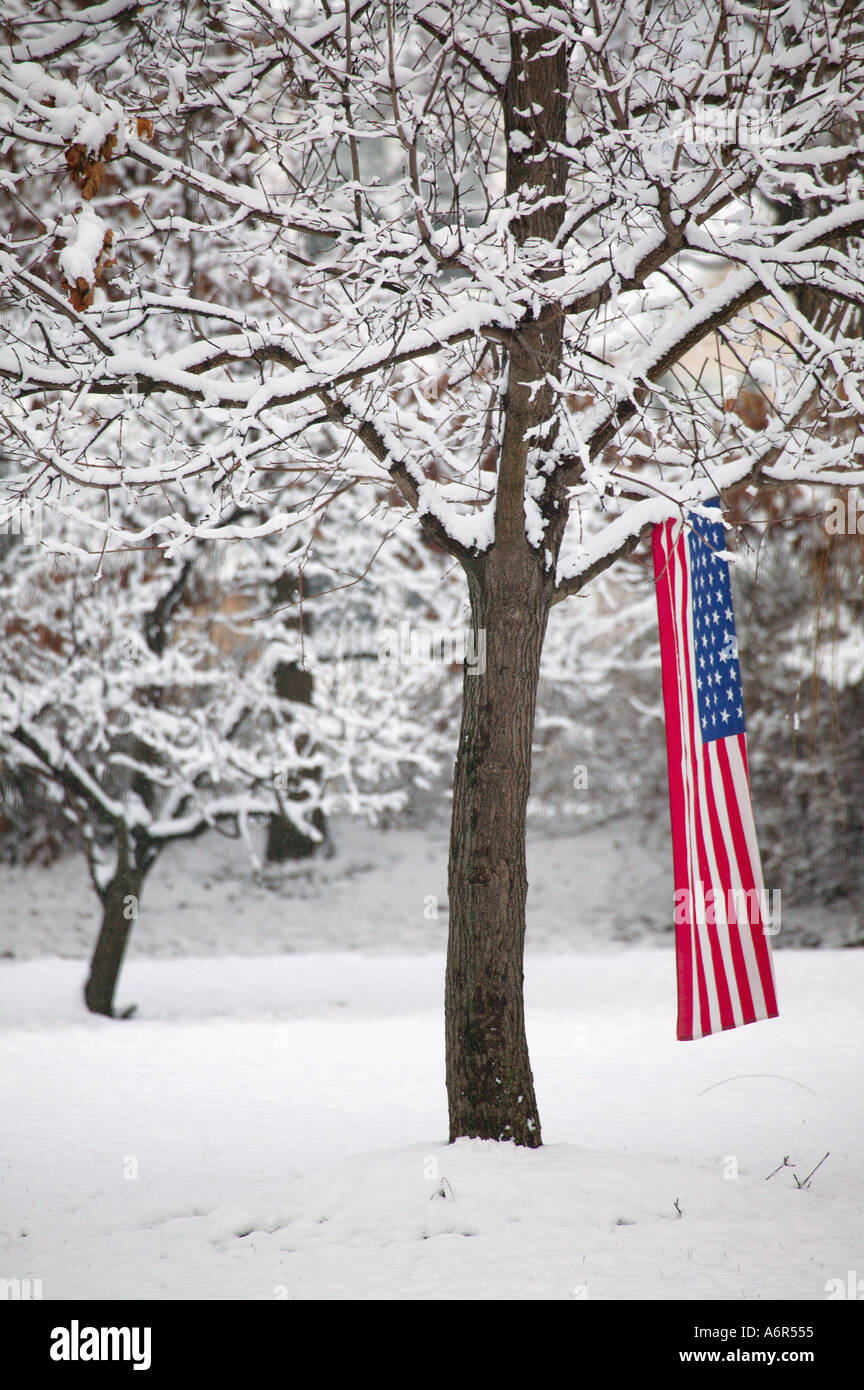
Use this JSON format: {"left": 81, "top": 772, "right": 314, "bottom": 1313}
{"left": 1, "top": 0, "right": 863, "bottom": 578}
{"left": 554, "top": 467, "right": 754, "bottom": 600}
{"left": 570, "top": 205, "right": 864, "bottom": 466}
{"left": 0, "top": 478, "right": 456, "bottom": 853}
{"left": 0, "top": 304, "right": 518, "bottom": 412}
{"left": 11, "top": 721, "right": 279, "bottom": 846}
{"left": 7, "top": 0, "right": 151, "bottom": 64}
{"left": 556, "top": 355, "right": 864, "bottom": 602}
{"left": 10, "top": 724, "right": 133, "bottom": 830}
{"left": 2, "top": 0, "right": 863, "bottom": 560}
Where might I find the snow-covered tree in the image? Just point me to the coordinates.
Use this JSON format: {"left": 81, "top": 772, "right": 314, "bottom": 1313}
{"left": 0, "top": 484, "right": 445, "bottom": 1015}
{"left": 2, "top": 0, "right": 864, "bottom": 1138}
{"left": 0, "top": 500, "right": 317, "bottom": 1014}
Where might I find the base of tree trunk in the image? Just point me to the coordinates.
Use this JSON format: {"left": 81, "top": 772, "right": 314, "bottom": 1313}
{"left": 82, "top": 991, "right": 138, "bottom": 1020}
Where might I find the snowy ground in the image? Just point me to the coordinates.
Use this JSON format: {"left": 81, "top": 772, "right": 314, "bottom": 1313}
{"left": 1, "top": 819, "right": 862, "bottom": 1301}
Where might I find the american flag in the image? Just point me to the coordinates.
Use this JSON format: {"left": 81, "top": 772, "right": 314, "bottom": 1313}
{"left": 653, "top": 501, "right": 778, "bottom": 1040}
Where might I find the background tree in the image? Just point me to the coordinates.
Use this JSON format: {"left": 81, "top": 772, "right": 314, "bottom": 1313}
{"left": 2, "top": 0, "right": 864, "bottom": 1137}
{"left": 0, "top": 501, "right": 317, "bottom": 1016}
{"left": 0, "top": 483, "right": 443, "bottom": 1015}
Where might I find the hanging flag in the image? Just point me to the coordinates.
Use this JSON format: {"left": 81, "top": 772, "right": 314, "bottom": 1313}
{"left": 653, "top": 500, "right": 778, "bottom": 1040}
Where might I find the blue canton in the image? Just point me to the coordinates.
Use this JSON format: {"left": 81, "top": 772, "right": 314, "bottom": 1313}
{"left": 687, "top": 501, "right": 746, "bottom": 743}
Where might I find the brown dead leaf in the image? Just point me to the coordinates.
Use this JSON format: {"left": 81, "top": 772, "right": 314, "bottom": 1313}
{"left": 66, "top": 131, "right": 117, "bottom": 200}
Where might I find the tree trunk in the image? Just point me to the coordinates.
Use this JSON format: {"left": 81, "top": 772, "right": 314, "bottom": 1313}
{"left": 83, "top": 860, "right": 146, "bottom": 1017}
{"left": 444, "top": 12, "right": 569, "bottom": 1146}
{"left": 266, "top": 658, "right": 330, "bottom": 862}
{"left": 446, "top": 547, "right": 551, "bottom": 1146}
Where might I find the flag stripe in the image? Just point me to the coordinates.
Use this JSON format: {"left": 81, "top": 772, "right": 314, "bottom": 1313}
{"left": 653, "top": 521, "right": 698, "bottom": 1038}
{"left": 658, "top": 520, "right": 713, "bottom": 1036}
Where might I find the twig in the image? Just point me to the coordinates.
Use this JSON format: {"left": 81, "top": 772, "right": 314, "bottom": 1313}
{"left": 765, "top": 1156, "right": 795, "bottom": 1180}
{"left": 793, "top": 1153, "right": 830, "bottom": 1189}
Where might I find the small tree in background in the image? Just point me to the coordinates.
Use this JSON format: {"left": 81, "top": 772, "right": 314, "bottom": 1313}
{"left": 0, "top": 511, "right": 317, "bottom": 1015}
{"left": 0, "top": 484, "right": 447, "bottom": 1014}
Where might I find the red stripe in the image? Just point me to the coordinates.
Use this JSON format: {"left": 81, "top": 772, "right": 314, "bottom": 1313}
{"left": 653, "top": 523, "right": 694, "bottom": 1039}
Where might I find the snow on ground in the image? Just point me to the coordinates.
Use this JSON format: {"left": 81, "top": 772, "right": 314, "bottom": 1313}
{"left": 1, "top": 819, "right": 862, "bottom": 1300}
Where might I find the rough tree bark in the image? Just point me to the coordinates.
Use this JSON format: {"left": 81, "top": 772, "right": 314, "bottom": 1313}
{"left": 445, "top": 17, "right": 569, "bottom": 1146}
{"left": 83, "top": 833, "right": 153, "bottom": 1017}
{"left": 446, "top": 545, "right": 551, "bottom": 1144}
